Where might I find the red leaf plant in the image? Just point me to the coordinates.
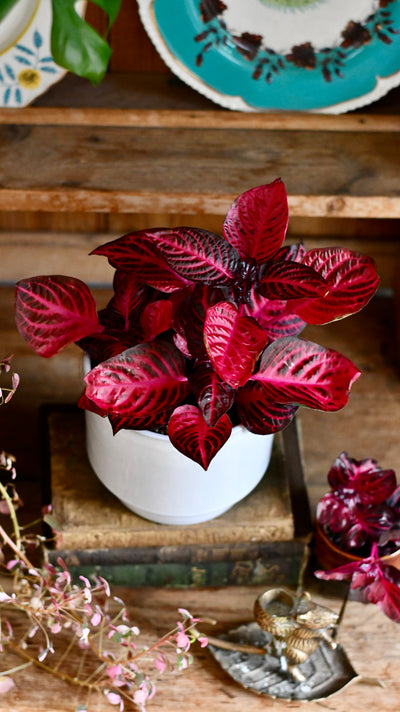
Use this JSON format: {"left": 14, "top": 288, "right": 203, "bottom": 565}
{"left": 315, "top": 544, "right": 400, "bottom": 623}
{"left": 15, "top": 179, "right": 379, "bottom": 469}
{"left": 316, "top": 452, "right": 400, "bottom": 556}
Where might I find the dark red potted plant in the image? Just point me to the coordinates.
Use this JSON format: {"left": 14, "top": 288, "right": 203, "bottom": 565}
{"left": 14, "top": 179, "right": 379, "bottom": 524}
{"left": 315, "top": 451, "right": 400, "bottom": 569}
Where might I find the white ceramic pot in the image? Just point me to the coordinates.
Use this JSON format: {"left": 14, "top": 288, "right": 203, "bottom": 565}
{"left": 84, "top": 408, "right": 273, "bottom": 526}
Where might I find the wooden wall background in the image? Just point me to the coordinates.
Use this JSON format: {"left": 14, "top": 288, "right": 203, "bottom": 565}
{"left": 0, "top": 0, "right": 398, "bottom": 485}
{"left": 0, "top": 0, "right": 398, "bottom": 291}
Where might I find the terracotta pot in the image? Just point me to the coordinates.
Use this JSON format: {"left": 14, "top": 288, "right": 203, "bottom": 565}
{"left": 313, "top": 522, "right": 362, "bottom": 570}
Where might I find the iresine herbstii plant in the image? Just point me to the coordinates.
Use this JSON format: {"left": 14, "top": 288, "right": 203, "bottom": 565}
{"left": 0, "top": 360, "right": 208, "bottom": 710}
{"left": 316, "top": 452, "right": 400, "bottom": 557}
{"left": 15, "top": 180, "right": 380, "bottom": 469}
{"left": 314, "top": 452, "right": 400, "bottom": 623}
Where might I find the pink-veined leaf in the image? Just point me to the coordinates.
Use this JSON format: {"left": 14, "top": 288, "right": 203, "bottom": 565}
{"left": 77, "top": 333, "right": 134, "bottom": 364}
{"left": 258, "top": 260, "right": 328, "bottom": 300}
{"left": 222, "top": 179, "right": 289, "bottom": 263}
{"left": 174, "top": 285, "right": 222, "bottom": 359}
{"left": 92, "top": 231, "right": 193, "bottom": 293}
{"left": 168, "top": 404, "right": 232, "bottom": 469}
{"left": 235, "top": 380, "right": 298, "bottom": 434}
{"left": 108, "top": 409, "right": 171, "bottom": 434}
{"left": 244, "top": 290, "right": 306, "bottom": 340}
{"left": 83, "top": 342, "right": 189, "bottom": 418}
{"left": 99, "top": 270, "right": 149, "bottom": 332}
{"left": 15, "top": 276, "right": 103, "bottom": 357}
{"left": 294, "top": 247, "right": 380, "bottom": 324}
{"left": 78, "top": 390, "right": 108, "bottom": 417}
{"left": 315, "top": 544, "right": 400, "bottom": 623}
{"left": 274, "top": 242, "right": 306, "bottom": 262}
{"left": 189, "top": 361, "right": 236, "bottom": 426}
{"left": 140, "top": 300, "right": 174, "bottom": 341}
{"left": 204, "top": 302, "right": 269, "bottom": 388}
{"left": 327, "top": 452, "right": 397, "bottom": 507}
{"left": 154, "top": 227, "right": 240, "bottom": 286}
{"left": 251, "top": 336, "right": 360, "bottom": 411}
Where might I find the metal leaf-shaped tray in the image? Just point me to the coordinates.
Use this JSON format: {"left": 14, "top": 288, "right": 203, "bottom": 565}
{"left": 209, "top": 621, "right": 358, "bottom": 700}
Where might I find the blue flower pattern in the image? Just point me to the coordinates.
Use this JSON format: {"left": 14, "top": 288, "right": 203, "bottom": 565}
{"left": 0, "top": 29, "right": 60, "bottom": 106}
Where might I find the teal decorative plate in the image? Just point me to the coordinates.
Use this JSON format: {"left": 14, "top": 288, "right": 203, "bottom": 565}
{"left": 138, "top": 0, "right": 400, "bottom": 113}
{"left": 0, "top": 0, "right": 85, "bottom": 107}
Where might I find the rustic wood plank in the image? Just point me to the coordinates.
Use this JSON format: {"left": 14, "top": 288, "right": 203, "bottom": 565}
{"left": 0, "top": 125, "right": 398, "bottom": 217}
{"left": 1, "top": 190, "right": 399, "bottom": 218}
{"left": 0, "top": 107, "right": 399, "bottom": 131}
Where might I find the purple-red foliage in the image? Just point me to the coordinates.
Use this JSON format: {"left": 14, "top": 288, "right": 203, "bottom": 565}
{"left": 15, "top": 179, "right": 379, "bottom": 469}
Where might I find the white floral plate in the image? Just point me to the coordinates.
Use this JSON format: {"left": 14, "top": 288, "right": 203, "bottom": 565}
{"left": 0, "top": 0, "right": 84, "bottom": 107}
{"left": 138, "top": 0, "right": 400, "bottom": 113}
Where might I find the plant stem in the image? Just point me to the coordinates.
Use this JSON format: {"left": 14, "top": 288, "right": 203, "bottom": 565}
{"left": 205, "top": 634, "right": 266, "bottom": 656}
{"left": 0, "top": 523, "right": 32, "bottom": 570}
{"left": 0, "top": 481, "right": 23, "bottom": 555}
{"left": 4, "top": 638, "right": 99, "bottom": 691}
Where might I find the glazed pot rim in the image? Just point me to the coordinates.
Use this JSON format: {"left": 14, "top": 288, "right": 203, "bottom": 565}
{"left": 315, "top": 521, "right": 363, "bottom": 562}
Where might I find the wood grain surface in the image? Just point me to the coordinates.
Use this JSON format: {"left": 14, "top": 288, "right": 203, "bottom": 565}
{"left": 0, "top": 583, "right": 398, "bottom": 711}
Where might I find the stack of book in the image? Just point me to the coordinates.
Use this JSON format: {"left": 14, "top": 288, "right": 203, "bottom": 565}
{"left": 43, "top": 407, "right": 311, "bottom": 587}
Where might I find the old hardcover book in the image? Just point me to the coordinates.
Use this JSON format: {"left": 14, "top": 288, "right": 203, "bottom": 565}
{"left": 43, "top": 407, "right": 311, "bottom": 587}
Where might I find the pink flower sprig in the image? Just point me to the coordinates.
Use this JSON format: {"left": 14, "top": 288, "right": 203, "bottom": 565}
{"left": 0, "top": 477, "right": 209, "bottom": 711}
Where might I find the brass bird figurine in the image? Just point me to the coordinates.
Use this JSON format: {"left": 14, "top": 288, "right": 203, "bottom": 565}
{"left": 254, "top": 587, "right": 338, "bottom": 682}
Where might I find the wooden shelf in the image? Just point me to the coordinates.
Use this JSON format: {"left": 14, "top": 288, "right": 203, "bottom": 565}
{"left": 0, "top": 73, "right": 398, "bottom": 219}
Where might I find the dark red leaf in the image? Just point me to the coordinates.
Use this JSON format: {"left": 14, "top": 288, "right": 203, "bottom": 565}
{"left": 251, "top": 336, "right": 360, "bottom": 411}
{"left": 294, "top": 247, "right": 380, "bottom": 324}
{"left": 204, "top": 301, "right": 269, "bottom": 388}
{"left": 83, "top": 342, "right": 189, "bottom": 418}
{"left": 326, "top": 452, "right": 397, "bottom": 506}
{"left": 315, "top": 544, "right": 400, "bottom": 623}
{"left": 15, "top": 276, "right": 103, "bottom": 357}
{"left": 167, "top": 404, "right": 232, "bottom": 469}
{"left": 258, "top": 260, "right": 328, "bottom": 300}
{"left": 154, "top": 227, "right": 240, "bottom": 286}
{"left": 189, "top": 361, "right": 236, "bottom": 426}
{"left": 244, "top": 290, "right": 306, "bottom": 340}
{"left": 108, "top": 410, "right": 171, "bottom": 434}
{"left": 222, "top": 179, "right": 289, "bottom": 263}
{"left": 140, "top": 300, "right": 173, "bottom": 341}
{"left": 174, "top": 285, "right": 222, "bottom": 359}
{"left": 92, "top": 231, "right": 193, "bottom": 293}
{"left": 275, "top": 242, "right": 306, "bottom": 262}
{"left": 236, "top": 380, "right": 298, "bottom": 433}
{"left": 78, "top": 391, "right": 108, "bottom": 417}
{"left": 99, "top": 270, "right": 149, "bottom": 332}
{"left": 78, "top": 333, "right": 135, "bottom": 365}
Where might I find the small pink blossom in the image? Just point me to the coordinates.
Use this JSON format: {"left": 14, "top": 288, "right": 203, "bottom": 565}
{"left": 133, "top": 686, "right": 148, "bottom": 706}
{"left": 105, "top": 691, "right": 124, "bottom": 710}
{"left": 106, "top": 665, "right": 122, "bottom": 681}
{"left": 178, "top": 607, "right": 193, "bottom": 620}
{"left": 154, "top": 654, "right": 166, "bottom": 673}
{"left": 98, "top": 576, "right": 111, "bottom": 596}
{"left": 0, "top": 676, "right": 15, "bottom": 694}
{"left": 91, "top": 611, "right": 102, "bottom": 626}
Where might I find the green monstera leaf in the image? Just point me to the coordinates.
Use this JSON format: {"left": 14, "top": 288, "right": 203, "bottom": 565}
{"left": 51, "top": 0, "right": 122, "bottom": 84}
